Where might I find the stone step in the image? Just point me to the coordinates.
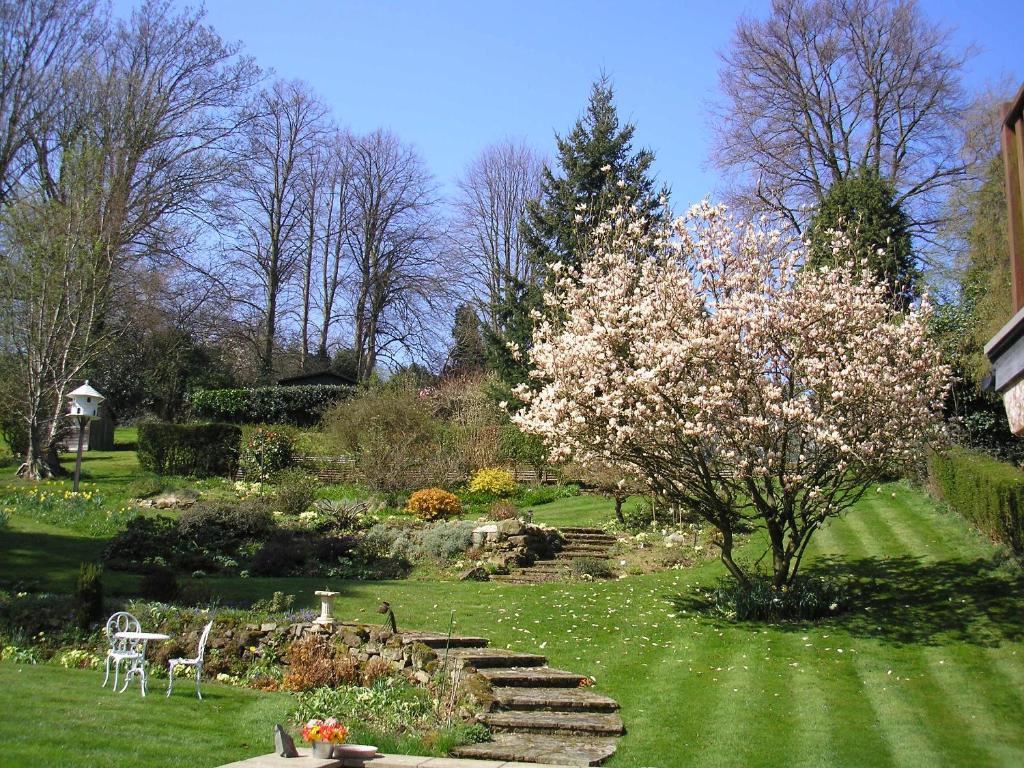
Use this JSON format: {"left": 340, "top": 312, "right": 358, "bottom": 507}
{"left": 478, "top": 666, "right": 587, "bottom": 687}
{"left": 558, "top": 527, "right": 607, "bottom": 534}
{"left": 398, "top": 632, "right": 488, "bottom": 649}
{"left": 562, "top": 539, "right": 615, "bottom": 547}
{"left": 493, "top": 686, "right": 620, "bottom": 712}
{"left": 557, "top": 546, "right": 613, "bottom": 554}
{"left": 561, "top": 532, "right": 616, "bottom": 541}
{"left": 441, "top": 647, "right": 546, "bottom": 668}
{"left": 454, "top": 733, "right": 618, "bottom": 766}
{"left": 484, "top": 711, "right": 625, "bottom": 736}
{"left": 555, "top": 551, "right": 613, "bottom": 560}
{"left": 491, "top": 576, "right": 558, "bottom": 585}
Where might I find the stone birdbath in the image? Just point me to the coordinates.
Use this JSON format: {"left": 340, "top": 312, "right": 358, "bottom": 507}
{"left": 313, "top": 589, "right": 339, "bottom": 627}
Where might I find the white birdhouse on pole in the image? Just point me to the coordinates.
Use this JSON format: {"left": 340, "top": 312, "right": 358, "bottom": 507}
{"left": 68, "top": 381, "right": 105, "bottom": 419}
{"left": 67, "top": 381, "right": 105, "bottom": 492}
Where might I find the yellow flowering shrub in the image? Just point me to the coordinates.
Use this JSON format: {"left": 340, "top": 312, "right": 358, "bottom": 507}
{"left": 406, "top": 488, "right": 462, "bottom": 521}
{"left": 467, "top": 467, "right": 518, "bottom": 497}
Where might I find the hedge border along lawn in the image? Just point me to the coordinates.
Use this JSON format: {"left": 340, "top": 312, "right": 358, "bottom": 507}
{"left": 929, "top": 445, "right": 1024, "bottom": 555}
{"left": 188, "top": 385, "right": 352, "bottom": 427}
{"left": 137, "top": 422, "right": 241, "bottom": 478}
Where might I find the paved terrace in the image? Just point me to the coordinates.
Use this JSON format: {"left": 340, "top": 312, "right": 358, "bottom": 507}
{"left": 220, "top": 750, "right": 569, "bottom": 768}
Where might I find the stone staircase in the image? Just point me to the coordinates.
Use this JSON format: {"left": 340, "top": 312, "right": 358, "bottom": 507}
{"left": 491, "top": 527, "right": 617, "bottom": 585}
{"left": 401, "top": 632, "right": 623, "bottom": 766}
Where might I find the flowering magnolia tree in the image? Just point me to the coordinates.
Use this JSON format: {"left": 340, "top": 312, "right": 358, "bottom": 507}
{"left": 513, "top": 201, "right": 948, "bottom": 587}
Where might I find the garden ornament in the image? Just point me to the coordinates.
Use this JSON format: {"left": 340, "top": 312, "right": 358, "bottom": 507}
{"left": 378, "top": 601, "right": 397, "bottom": 633}
{"left": 274, "top": 724, "right": 298, "bottom": 758}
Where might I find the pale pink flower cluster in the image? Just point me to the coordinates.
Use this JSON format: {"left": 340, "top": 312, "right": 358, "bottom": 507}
{"left": 513, "top": 201, "right": 949, "bottom": 584}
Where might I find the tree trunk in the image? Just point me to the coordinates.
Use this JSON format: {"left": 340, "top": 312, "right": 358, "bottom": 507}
{"left": 614, "top": 496, "right": 625, "bottom": 525}
{"left": 765, "top": 519, "right": 790, "bottom": 588}
{"left": 17, "top": 422, "right": 63, "bottom": 479}
{"left": 718, "top": 527, "right": 749, "bottom": 586}
{"left": 263, "top": 266, "right": 278, "bottom": 382}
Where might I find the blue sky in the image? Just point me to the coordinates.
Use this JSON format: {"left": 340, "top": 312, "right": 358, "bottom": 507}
{"left": 116, "top": 0, "right": 1020, "bottom": 208}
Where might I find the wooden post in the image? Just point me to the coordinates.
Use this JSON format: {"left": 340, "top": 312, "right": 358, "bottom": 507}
{"left": 72, "top": 415, "right": 88, "bottom": 492}
{"left": 1002, "top": 84, "right": 1024, "bottom": 311}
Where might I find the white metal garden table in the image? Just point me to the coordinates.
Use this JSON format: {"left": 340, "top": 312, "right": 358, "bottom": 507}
{"left": 113, "top": 631, "right": 170, "bottom": 696}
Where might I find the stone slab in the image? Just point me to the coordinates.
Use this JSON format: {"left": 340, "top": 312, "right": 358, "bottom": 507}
{"left": 453, "top": 734, "right": 617, "bottom": 766}
{"left": 337, "top": 756, "right": 431, "bottom": 768}
{"left": 218, "top": 748, "right": 341, "bottom": 767}
{"left": 443, "top": 648, "right": 547, "bottom": 668}
{"left": 484, "top": 711, "right": 624, "bottom": 736}
{"left": 492, "top": 686, "right": 619, "bottom": 712}
{"left": 332, "top": 756, "right": 571, "bottom": 768}
{"left": 478, "top": 666, "right": 585, "bottom": 687}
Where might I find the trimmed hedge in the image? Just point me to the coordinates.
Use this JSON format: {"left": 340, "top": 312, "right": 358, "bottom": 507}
{"left": 137, "top": 422, "right": 241, "bottom": 477}
{"left": 929, "top": 446, "right": 1024, "bottom": 554}
{"left": 188, "top": 385, "right": 351, "bottom": 426}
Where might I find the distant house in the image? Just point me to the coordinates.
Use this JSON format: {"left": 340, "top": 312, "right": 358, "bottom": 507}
{"left": 277, "top": 371, "right": 357, "bottom": 387}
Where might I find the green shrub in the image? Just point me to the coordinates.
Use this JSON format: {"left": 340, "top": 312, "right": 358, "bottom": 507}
{"left": 249, "top": 533, "right": 313, "bottom": 577}
{"left": 569, "top": 557, "right": 615, "bottom": 580}
{"left": 137, "top": 422, "right": 241, "bottom": 477}
{"left": 239, "top": 427, "right": 294, "bottom": 482}
{"left": 419, "top": 521, "right": 475, "bottom": 560}
{"left": 498, "top": 425, "right": 549, "bottom": 474}
{"left": 189, "top": 385, "right": 351, "bottom": 426}
{"left": 929, "top": 446, "right": 1024, "bottom": 554}
{"left": 274, "top": 468, "right": 318, "bottom": 516}
{"left": 74, "top": 563, "right": 104, "bottom": 629}
{"left": 709, "top": 575, "right": 848, "bottom": 621}
{"left": 177, "top": 499, "right": 275, "bottom": 550}
{"left": 322, "top": 385, "right": 441, "bottom": 495}
{"left": 102, "top": 516, "right": 179, "bottom": 571}
{"left": 140, "top": 566, "right": 179, "bottom": 602}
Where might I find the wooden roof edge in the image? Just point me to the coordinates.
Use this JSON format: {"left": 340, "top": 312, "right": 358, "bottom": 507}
{"left": 1004, "top": 82, "right": 1024, "bottom": 128}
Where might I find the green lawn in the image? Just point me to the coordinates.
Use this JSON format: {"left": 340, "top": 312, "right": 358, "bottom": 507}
{"left": 2, "top": 458, "right": 1023, "bottom": 767}
{"left": 522, "top": 492, "right": 642, "bottom": 528}
{"left": 0, "top": 664, "right": 292, "bottom": 768}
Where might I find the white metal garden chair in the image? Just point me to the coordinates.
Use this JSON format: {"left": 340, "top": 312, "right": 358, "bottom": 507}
{"left": 102, "top": 612, "right": 143, "bottom": 692}
{"left": 166, "top": 620, "right": 214, "bottom": 699}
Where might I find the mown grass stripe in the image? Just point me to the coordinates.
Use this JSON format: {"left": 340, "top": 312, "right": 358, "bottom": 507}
{"left": 851, "top": 650, "right": 945, "bottom": 767}
{"left": 857, "top": 493, "right": 941, "bottom": 560}
{"left": 777, "top": 635, "right": 872, "bottom": 768}
{"left": 988, "top": 648, "right": 1024, "bottom": 708}
{"left": 840, "top": 508, "right": 894, "bottom": 559}
{"left": 819, "top": 513, "right": 870, "bottom": 560}
{"left": 922, "top": 646, "right": 1024, "bottom": 765}
{"left": 690, "top": 639, "right": 796, "bottom": 768}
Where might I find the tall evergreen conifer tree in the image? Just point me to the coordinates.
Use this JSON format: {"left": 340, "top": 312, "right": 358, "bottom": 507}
{"left": 806, "top": 168, "right": 918, "bottom": 309}
{"left": 486, "top": 76, "right": 668, "bottom": 395}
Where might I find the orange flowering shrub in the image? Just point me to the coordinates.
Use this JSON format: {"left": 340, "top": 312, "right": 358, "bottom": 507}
{"left": 282, "top": 635, "right": 358, "bottom": 691}
{"left": 406, "top": 488, "right": 461, "bottom": 521}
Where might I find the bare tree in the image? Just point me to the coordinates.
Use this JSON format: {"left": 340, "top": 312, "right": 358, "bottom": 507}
{"left": 452, "top": 140, "right": 541, "bottom": 330}
{"left": 0, "top": 0, "right": 100, "bottom": 202}
{"left": 296, "top": 130, "right": 354, "bottom": 369}
{"left": 223, "top": 79, "right": 329, "bottom": 380}
{"left": 711, "top": 0, "right": 971, "bottom": 247}
{"left": 0, "top": 0, "right": 258, "bottom": 477}
{"left": 344, "top": 129, "right": 447, "bottom": 381}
